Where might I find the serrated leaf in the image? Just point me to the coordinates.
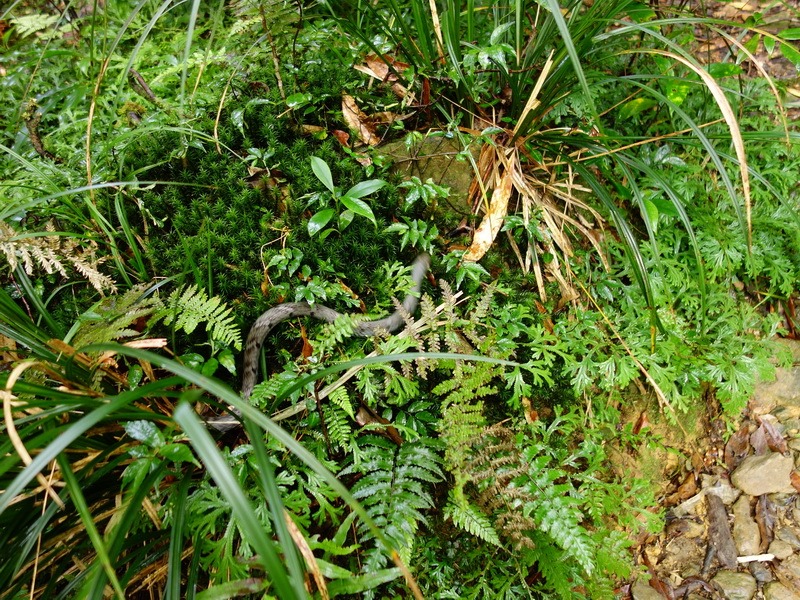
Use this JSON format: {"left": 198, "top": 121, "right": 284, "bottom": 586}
{"left": 308, "top": 208, "right": 335, "bottom": 236}
{"left": 218, "top": 348, "right": 236, "bottom": 374}
{"left": 310, "top": 156, "right": 335, "bottom": 192}
{"left": 158, "top": 443, "right": 200, "bottom": 466}
{"left": 125, "top": 420, "right": 164, "bottom": 447}
{"left": 340, "top": 195, "right": 376, "bottom": 224}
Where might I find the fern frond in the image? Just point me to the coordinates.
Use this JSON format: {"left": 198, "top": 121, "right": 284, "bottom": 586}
{"left": 71, "top": 284, "right": 161, "bottom": 347}
{"left": 344, "top": 436, "right": 442, "bottom": 570}
{"left": 154, "top": 285, "right": 242, "bottom": 350}
{"left": 0, "top": 221, "right": 116, "bottom": 292}
{"left": 445, "top": 494, "right": 501, "bottom": 547}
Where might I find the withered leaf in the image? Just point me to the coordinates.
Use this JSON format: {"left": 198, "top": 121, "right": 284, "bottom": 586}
{"left": 342, "top": 94, "right": 380, "bottom": 146}
{"left": 724, "top": 423, "right": 752, "bottom": 470}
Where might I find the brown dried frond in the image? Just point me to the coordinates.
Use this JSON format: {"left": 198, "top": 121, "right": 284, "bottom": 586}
{"left": 0, "top": 221, "right": 116, "bottom": 293}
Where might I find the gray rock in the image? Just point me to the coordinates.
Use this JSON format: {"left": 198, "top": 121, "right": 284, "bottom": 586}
{"left": 703, "top": 474, "right": 742, "bottom": 505}
{"left": 712, "top": 570, "right": 757, "bottom": 600}
{"left": 769, "top": 539, "right": 795, "bottom": 560}
{"left": 733, "top": 496, "right": 761, "bottom": 555}
{"left": 753, "top": 366, "right": 800, "bottom": 417}
{"left": 748, "top": 560, "right": 773, "bottom": 583}
{"left": 731, "top": 453, "right": 795, "bottom": 496}
{"left": 763, "top": 581, "right": 800, "bottom": 600}
{"left": 630, "top": 579, "right": 665, "bottom": 600}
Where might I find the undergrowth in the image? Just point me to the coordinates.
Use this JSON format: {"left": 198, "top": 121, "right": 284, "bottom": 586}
{"left": 0, "top": 0, "right": 798, "bottom": 598}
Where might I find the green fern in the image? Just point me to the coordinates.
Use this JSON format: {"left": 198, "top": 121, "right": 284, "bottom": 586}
{"left": 445, "top": 489, "right": 501, "bottom": 547}
{"left": 71, "top": 284, "right": 160, "bottom": 348}
{"left": 342, "top": 435, "right": 443, "bottom": 570}
{"left": 154, "top": 285, "right": 242, "bottom": 350}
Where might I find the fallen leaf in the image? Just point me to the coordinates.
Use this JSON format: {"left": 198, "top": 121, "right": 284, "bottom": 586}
{"left": 633, "top": 410, "right": 651, "bottom": 435}
{"left": 355, "top": 405, "right": 403, "bottom": 445}
{"left": 665, "top": 472, "right": 697, "bottom": 506}
{"left": 342, "top": 94, "right": 380, "bottom": 146}
{"left": 756, "top": 416, "right": 788, "bottom": 454}
{"left": 300, "top": 124, "right": 326, "bottom": 136}
{"left": 463, "top": 170, "right": 513, "bottom": 262}
{"left": 724, "top": 423, "right": 752, "bottom": 470}
{"left": 300, "top": 324, "right": 313, "bottom": 360}
{"left": 791, "top": 471, "right": 800, "bottom": 493}
{"left": 755, "top": 495, "right": 776, "bottom": 553}
{"left": 331, "top": 129, "right": 350, "bottom": 147}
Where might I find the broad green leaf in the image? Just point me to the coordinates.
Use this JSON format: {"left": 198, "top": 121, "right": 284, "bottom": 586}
{"left": 663, "top": 80, "right": 692, "bottom": 106}
{"left": 742, "top": 34, "right": 761, "bottom": 57}
{"left": 707, "top": 63, "right": 743, "bottom": 78}
{"left": 642, "top": 199, "right": 659, "bottom": 234}
{"left": 764, "top": 36, "right": 775, "bottom": 55}
{"left": 489, "top": 22, "right": 514, "bottom": 45}
{"left": 125, "top": 420, "right": 164, "bottom": 447}
{"left": 340, "top": 195, "right": 376, "bottom": 224}
{"left": 201, "top": 357, "right": 218, "bottom": 377}
{"left": 338, "top": 209, "right": 355, "bottom": 230}
{"left": 345, "top": 178, "right": 385, "bottom": 199}
{"left": 619, "top": 98, "right": 657, "bottom": 119}
{"left": 779, "top": 28, "right": 800, "bottom": 41}
{"left": 780, "top": 42, "right": 800, "bottom": 67}
{"left": 286, "top": 92, "right": 312, "bottom": 108}
{"left": 626, "top": 1, "right": 656, "bottom": 22}
{"left": 127, "top": 364, "right": 143, "bottom": 388}
{"left": 307, "top": 208, "right": 335, "bottom": 236}
{"left": 310, "top": 156, "right": 335, "bottom": 192}
{"left": 159, "top": 443, "right": 200, "bottom": 466}
{"left": 218, "top": 348, "right": 236, "bottom": 374}
{"left": 326, "top": 568, "right": 402, "bottom": 595}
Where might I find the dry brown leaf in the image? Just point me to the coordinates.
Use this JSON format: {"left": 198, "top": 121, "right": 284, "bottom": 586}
{"left": 463, "top": 170, "right": 513, "bottom": 262}
{"left": 724, "top": 423, "right": 752, "bottom": 470}
{"left": 331, "top": 129, "right": 350, "bottom": 147}
{"left": 342, "top": 94, "right": 380, "bottom": 146}
{"left": 756, "top": 416, "right": 788, "bottom": 454}
{"left": 300, "top": 124, "right": 326, "bottom": 136}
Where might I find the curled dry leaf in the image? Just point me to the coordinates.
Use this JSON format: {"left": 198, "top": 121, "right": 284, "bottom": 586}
{"left": 331, "top": 129, "right": 350, "bottom": 147}
{"left": 354, "top": 54, "right": 411, "bottom": 100}
{"left": 463, "top": 170, "right": 513, "bottom": 262}
{"left": 724, "top": 423, "right": 752, "bottom": 470}
{"left": 342, "top": 94, "right": 380, "bottom": 146}
{"left": 755, "top": 416, "right": 788, "bottom": 454}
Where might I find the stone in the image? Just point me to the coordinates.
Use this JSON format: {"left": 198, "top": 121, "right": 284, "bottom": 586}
{"left": 752, "top": 365, "right": 800, "bottom": 417}
{"left": 630, "top": 579, "right": 665, "bottom": 600}
{"left": 769, "top": 539, "right": 795, "bottom": 560}
{"left": 702, "top": 474, "right": 742, "bottom": 505}
{"left": 747, "top": 560, "right": 773, "bottom": 583}
{"left": 732, "top": 496, "right": 761, "bottom": 556}
{"left": 763, "top": 581, "right": 800, "bottom": 600}
{"left": 731, "top": 453, "right": 794, "bottom": 496}
{"left": 711, "top": 570, "right": 757, "bottom": 600}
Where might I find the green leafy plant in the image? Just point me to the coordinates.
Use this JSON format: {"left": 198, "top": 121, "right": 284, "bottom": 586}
{"left": 306, "top": 156, "right": 386, "bottom": 240}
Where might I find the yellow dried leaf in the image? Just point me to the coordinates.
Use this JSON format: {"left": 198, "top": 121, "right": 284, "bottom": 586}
{"left": 464, "top": 170, "right": 513, "bottom": 262}
{"left": 342, "top": 94, "right": 380, "bottom": 146}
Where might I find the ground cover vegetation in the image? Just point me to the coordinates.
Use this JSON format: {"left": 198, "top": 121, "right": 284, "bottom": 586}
{"left": 0, "top": 0, "right": 798, "bottom": 597}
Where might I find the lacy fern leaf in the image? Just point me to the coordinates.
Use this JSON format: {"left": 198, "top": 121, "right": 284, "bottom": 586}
{"left": 342, "top": 436, "right": 443, "bottom": 570}
{"left": 154, "top": 285, "right": 242, "bottom": 350}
